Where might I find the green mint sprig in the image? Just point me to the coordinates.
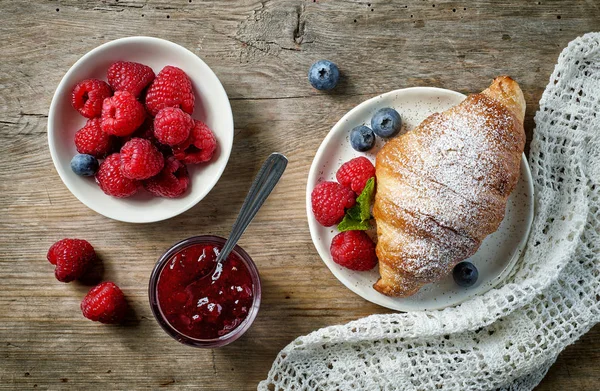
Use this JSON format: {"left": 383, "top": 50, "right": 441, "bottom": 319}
{"left": 337, "top": 177, "right": 375, "bottom": 232}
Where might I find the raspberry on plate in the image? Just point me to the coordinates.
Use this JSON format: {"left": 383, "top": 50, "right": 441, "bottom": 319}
{"left": 144, "top": 156, "right": 190, "bottom": 198}
{"left": 47, "top": 238, "right": 96, "bottom": 282}
{"left": 100, "top": 90, "right": 146, "bottom": 137}
{"left": 311, "top": 181, "right": 356, "bottom": 227}
{"left": 107, "top": 61, "right": 155, "bottom": 98}
{"left": 95, "top": 153, "right": 140, "bottom": 198}
{"left": 81, "top": 282, "right": 127, "bottom": 324}
{"left": 330, "top": 231, "right": 378, "bottom": 271}
{"left": 154, "top": 107, "right": 193, "bottom": 146}
{"left": 71, "top": 79, "right": 112, "bottom": 118}
{"left": 119, "top": 120, "right": 171, "bottom": 159}
{"left": 74, "top": 118, "right": 115, "bottom": 158}
{"left": 172, "top": 120, "right": 217, "bottom": 164}
{"left": 145, "top": 65, "right": 195, "bottom": 116}
{"left": 336, "top": 156, "right": 376, "bottom": 194}
{"left": 129, "top": 118, "right": 157, "bottom": 142}
{"left": 120, "top": 138, "right": 164, "bottom": 180}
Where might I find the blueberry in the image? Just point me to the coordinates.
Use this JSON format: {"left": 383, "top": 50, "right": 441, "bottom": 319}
{"left": 308, "top": 60, "right": 340, "bottom": 90}
{"left": 371, "top": 107, "right": 402, "bottom": 138}
{"left": 350, "top": 125, "right": 376, "bottom": 152}
{"left": 71, "top": 154, "right": 99, "bottom": 176}
{"left": 453, "top": 262, "right": 479, "bottom": 287}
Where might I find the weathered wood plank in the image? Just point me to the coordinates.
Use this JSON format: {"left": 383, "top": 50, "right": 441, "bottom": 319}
{"left": 1, "top": 0, "right": 599, "bottom": 389}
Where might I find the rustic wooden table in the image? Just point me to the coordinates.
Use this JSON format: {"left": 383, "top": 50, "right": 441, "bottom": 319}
{"left": 1, "top": 0, "right": 598, "bottom": 389}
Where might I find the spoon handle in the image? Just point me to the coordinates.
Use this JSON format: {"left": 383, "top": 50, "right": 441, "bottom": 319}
{"left": 217, "top": 153, "right": 288, "bottom": 263}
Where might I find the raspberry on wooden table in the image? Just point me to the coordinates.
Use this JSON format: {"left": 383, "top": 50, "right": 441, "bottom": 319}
{"left": 95, "top": 153, "right": 140, "bottom": 198}
{"left": 107, "top": 61, "right": 155, "bottom": 98}
{"left": 154, "top": 107, "right": 194, "bottom": 146}
{"left": 100, "top": 90, "right": 146, "bottom": 137}
{"left": 311, "top": 181, "right": 356, "bottom": 227}
{"left": 71, "top": 79, "right": 112, "bottom": 118}
{"left": 81, "top": 282, "right": 127, "bottom": 324}
{"left": 119, "top": 138, "right": 164, "bottom": 180}
{"left": 330, "top": 231, "right": 378, "bottom": 271}
{"left": 336, "top": 156, "right": 376, "bottom": 194}
{"left": 74, "top": 118, "right": 115, "bottom": 158}
{"left": 144, "top": 156, "right": 190, "bottom": 198}
{"left": 47, "top": 239, "right": 96, "bottom": 282}
{"left": 172, "top": 120, "right": 217, "bottom": 164}
{"left": 145, "top": 65, "right": 195, "bottom": 116}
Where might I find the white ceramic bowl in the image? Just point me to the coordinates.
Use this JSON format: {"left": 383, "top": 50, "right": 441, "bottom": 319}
{"left": 48, "top": 36, "right": 234, "bottom": 223}
{"left": 306, "top": 87, "right": 534, "bottom": 311}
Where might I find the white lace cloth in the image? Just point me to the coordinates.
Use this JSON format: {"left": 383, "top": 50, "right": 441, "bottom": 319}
{"left": 259, "top": 33, "right": 600, "bottom": 391}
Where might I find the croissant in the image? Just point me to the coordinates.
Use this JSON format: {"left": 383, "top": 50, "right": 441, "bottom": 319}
{"left": 373, "top": 76, "right": 526, "bottom": 297}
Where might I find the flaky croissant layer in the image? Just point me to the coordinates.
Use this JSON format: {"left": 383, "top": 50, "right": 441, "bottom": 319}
{"left": 373, "top": 76, "right": 526, "bottom": 297}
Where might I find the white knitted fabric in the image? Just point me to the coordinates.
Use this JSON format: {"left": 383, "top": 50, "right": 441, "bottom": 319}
{"left": 259, "top": 33, "right": 600, "bottom": 391}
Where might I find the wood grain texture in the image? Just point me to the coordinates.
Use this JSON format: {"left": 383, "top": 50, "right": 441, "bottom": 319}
{"left": 0, "top": 0, "right": 598, "bottom": 389}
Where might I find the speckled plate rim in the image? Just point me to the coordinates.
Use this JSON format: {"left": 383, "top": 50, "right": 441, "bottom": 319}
{"left": 305, "top": 87, "right": 534, "bottom": 312}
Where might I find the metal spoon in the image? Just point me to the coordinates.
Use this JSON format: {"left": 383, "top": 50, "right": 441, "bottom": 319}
{"left": 211, "top": 153, "right": 288, "bottom": 280}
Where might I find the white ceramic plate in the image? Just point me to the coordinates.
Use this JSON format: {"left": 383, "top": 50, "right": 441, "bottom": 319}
{"left": 48, "top": 37, "right": 233, "bottom": 223}
{"left": 306, "top": 87, "right": 534, "bottom": 311}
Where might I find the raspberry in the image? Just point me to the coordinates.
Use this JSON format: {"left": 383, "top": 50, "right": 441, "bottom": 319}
{"left": 100, "top": 90, "right": 146, "bottom": 136}
{"left": 71, "top": 79, "right": 112, "bottom": 118}
{"left": 95, "top": 153, "right": 140, "bottom": 198}
{"left": 131, "top": 118, "right": 156, "bottom": 141}
{"left": 107, "top": 61, "right": 155, "bottom": 97}
{"left": 330, "top": 231, "right": 378, "bottom": 271}
{"left": 47, "top": 239, "right": 96, "bottom": 282}
{"left": 172, "top": 120, "right": 217, "bottom": 164}
{"left": 145, "top": 66, "right": 195, "bottom": 116}
{"left": 81, "top": 282, "right": 127, "bottom": 324}
{"left": 154, "top": 107, "right": 194, "bottom": 146}
{"left": 74, "top": 118, "right": 115, "bottom": 158}
{"left": 336, "top": 157, "right": 376, "bottom": 194}
{"left": 144, "top": 156, "right": 190, "bottom": 198}
{"left": 119, "top": 138, "right": 164, "bottom": 180}
{"left": 120, "top": 119, "right": 171, "bottom": 157}
{"left": 311, "top": 181, "right": 356, "bottom": 227}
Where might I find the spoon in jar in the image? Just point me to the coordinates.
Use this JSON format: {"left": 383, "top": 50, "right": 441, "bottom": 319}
{"left": 211, "top": 153, "right": 288, "bottom": 281}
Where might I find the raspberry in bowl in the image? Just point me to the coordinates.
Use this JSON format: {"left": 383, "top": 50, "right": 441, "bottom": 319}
{"left": 149, "top": 236, "right": 261, "bottom": 347}
{"left": 47, "top": 36, "right": 234, "bottom": 223}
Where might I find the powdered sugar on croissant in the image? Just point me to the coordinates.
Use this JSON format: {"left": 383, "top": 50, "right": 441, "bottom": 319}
{"left": 373, "top": 76, "right": 526, "bottom": 297}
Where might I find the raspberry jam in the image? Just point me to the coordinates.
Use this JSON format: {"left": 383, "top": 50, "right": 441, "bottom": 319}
{"left": 149, "top": 236, "right": 261, "bottom": 347}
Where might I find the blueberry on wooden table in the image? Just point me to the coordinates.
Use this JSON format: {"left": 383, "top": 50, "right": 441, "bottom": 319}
{"left": 308, "top": 60, "right": 340, "bottom": 90}
{"left": 371, "top": 107, "right": 402, "bottom": 138}
{"left": 453, "top": 261, "right": 479, "bottom": 287}
{"left": 350, "top": 125, "right": 376, "bottom": 152}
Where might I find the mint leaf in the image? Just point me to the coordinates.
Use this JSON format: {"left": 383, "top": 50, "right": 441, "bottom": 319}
{"left": 337, "top": 177, "right": 376, "bottom": 232}
{"left": 355, "top": 177, "right": 375, "bottom": 221}
{"left": 347, "top": 205, "right": 362, "bottom": 221}
{"left": 337, "top": 215, "right": 371, "bottom": 232}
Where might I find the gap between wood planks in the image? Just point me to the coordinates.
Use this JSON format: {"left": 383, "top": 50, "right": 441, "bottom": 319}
{"left": 228, "top": 92, "right": 377, "bottom": 101}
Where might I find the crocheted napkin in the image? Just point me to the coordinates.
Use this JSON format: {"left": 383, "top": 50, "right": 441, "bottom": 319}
{"left": 259, "top": 32, "right": 600, "bottom": 391}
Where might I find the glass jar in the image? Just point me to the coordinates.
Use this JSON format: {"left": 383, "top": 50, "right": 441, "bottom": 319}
{"left": 148, "top": 235, "right": 261, "bottom": 348}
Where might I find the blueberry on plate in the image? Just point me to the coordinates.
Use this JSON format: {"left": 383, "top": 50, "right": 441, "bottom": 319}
{"left": 71, "top": 154, "right": 99, "bottom": 176}
{"left": 350, "top": 125, "right": 376, "bottom": 152}
{"left": 371, "top": 107, "right": 402, "bottom": 138}
{"left": 453, "top": 261, "right": 479, "bottom": 287}
{"left": 308, "top": 60, "right": 340, "bottom": 90}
